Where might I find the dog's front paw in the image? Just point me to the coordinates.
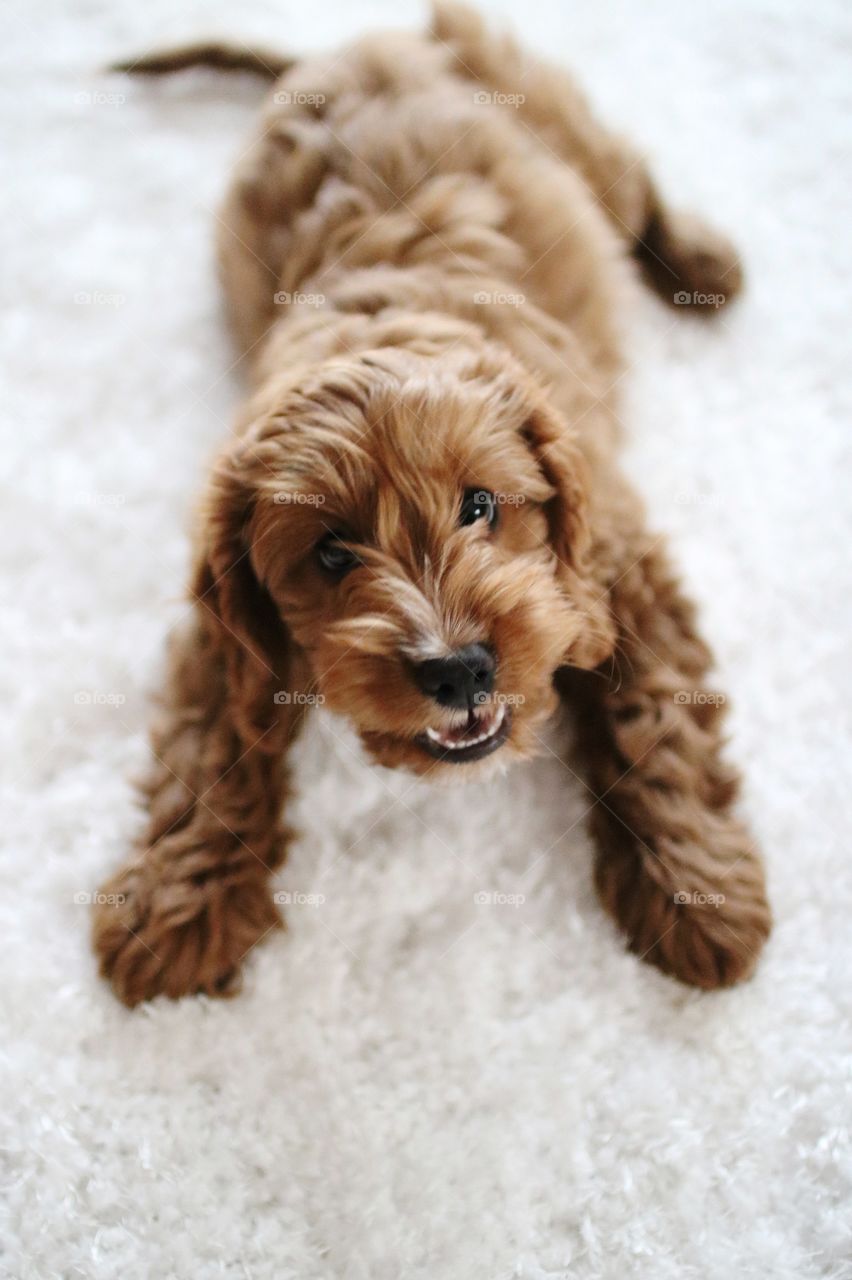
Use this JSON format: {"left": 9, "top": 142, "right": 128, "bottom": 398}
{"left": 596, "top": 846, "right": 771, "bottom": 989}
{"left": 92, "top": 860, "right": 281, "bottom": 1006}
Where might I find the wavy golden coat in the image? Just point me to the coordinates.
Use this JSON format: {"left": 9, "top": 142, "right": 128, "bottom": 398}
{"left": 94, "top": 2, "right": 770, "bottom": 1005}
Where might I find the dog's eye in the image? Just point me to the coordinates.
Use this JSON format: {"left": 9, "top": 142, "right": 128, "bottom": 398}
{"left": 316, "top": 535, "right": 360, "bottom": 577}
{"left": 459, "top": 488, "right": 497, "bottom": 529}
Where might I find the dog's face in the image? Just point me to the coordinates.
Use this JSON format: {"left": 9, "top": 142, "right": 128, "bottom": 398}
{"left": 200, "top": 347, "right": 615, "bottom": 777}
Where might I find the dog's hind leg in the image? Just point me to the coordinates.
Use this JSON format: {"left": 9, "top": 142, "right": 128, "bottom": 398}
{"left": 110, "top": 41, "right": 311, "bottom": 358}
{"left": 432, "top": 1, "right": 743, "bottom": 311}
{"left": 110, "top": 41, "right": 294, "bottom": 80}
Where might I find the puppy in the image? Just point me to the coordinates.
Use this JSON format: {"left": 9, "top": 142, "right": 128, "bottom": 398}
{"left": 94, "top": 2, "right": 771, "bottom": 1005}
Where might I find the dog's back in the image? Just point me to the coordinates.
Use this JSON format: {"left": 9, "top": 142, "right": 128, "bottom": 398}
{"left": 118, "top": 2, "right": 740, "bottom": 424}
{"left": 216, "top": 6, "right": 628, "bottom": 398}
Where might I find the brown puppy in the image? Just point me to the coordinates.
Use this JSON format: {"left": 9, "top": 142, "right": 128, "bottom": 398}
{"left": 93, "top": 2, "right": 770, "bottom": 1006}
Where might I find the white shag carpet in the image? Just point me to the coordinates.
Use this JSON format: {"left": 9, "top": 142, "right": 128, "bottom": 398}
{"left": 3, "top": 1, "right": 851, "bottom": 1276}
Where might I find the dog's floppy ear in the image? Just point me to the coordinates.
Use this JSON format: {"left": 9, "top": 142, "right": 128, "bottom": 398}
{"left": 522, "top": 406, "right": 616, "bottom": 670}
{"left": 521, "top": 406, "right": 592, "bottom": 572}
{"left": 189, "top": 443, "right": 293, "bottom": 738}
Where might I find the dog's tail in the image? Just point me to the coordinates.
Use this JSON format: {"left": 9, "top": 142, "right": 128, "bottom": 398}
{"left": 110, "top": 41, "right": 294, "bottom": 80}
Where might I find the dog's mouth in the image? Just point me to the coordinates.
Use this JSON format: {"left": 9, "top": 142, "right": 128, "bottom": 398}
{"left": 416, "top": 703, "right": 511, "bottom": 764}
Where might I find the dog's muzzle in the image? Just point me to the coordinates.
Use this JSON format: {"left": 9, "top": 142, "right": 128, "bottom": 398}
{"left": 412, "top": 643, "right": 495, "bottom": 709}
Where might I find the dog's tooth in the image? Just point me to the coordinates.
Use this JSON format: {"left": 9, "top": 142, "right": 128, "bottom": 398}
{"left": 424, "top": 702, "right": 506, "bottom": 752}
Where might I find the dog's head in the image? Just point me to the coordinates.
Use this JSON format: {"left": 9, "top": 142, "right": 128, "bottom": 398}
{"left": 195, "top": 345, "right": 615, "bottom": 777}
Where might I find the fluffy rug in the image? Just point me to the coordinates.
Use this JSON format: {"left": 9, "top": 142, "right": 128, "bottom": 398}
{"left": 3, "top": 1, "right": 851, "bottom": 1276}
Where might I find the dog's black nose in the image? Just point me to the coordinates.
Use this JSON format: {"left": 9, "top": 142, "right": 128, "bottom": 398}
{"left": 413, "top": 643, "right": 496, "bottom": 709}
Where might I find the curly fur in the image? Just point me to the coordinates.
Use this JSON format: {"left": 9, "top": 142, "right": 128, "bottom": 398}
{"left": 93, "top": 1, "right": 770, "bottom": 1006}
